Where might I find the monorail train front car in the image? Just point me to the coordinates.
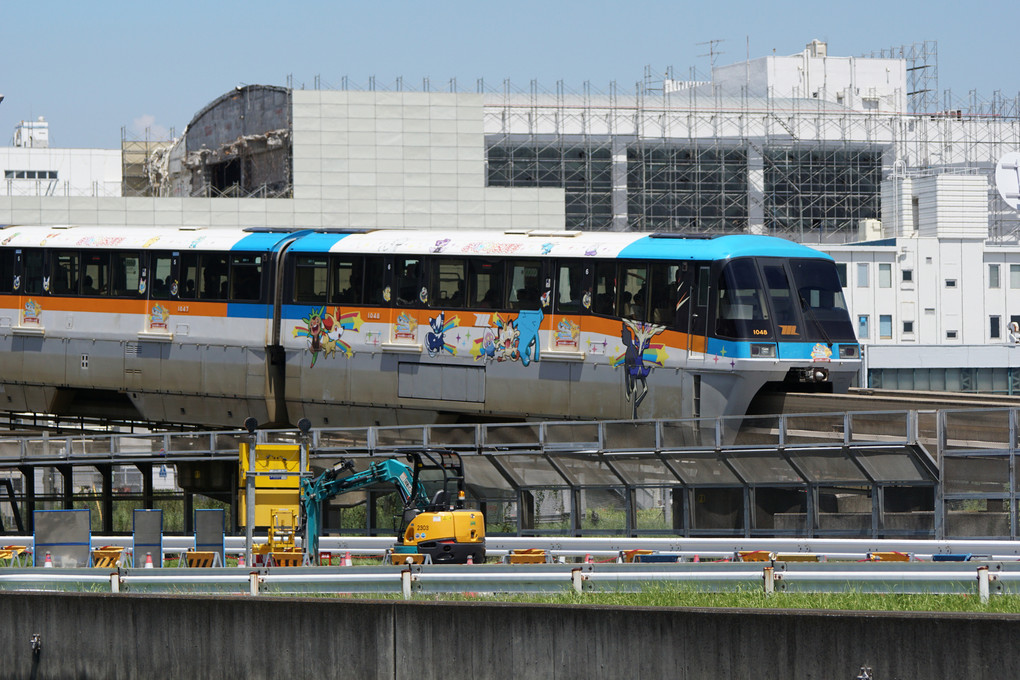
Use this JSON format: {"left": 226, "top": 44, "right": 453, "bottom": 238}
{"left": 0, "top": 225, "right": 860, "bottom": 427}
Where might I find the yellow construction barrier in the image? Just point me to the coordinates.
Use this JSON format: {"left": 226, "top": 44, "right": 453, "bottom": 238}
{"left": 182, "top": 551, "right": 221, "bottom": 568}
{"left": 0, "top": 545, "right": 29, "bottom": 567}
{"left": 505, "top": 549, "right": 549, "bottom": 564}
{"left": 92, "top": 546, "right": 126, "bottom": 568}
{"left": 268, "top": 550, "right": 305, "bottom": 567}
{"left": 868, "top": 551, "right": 912, "bottom": 562}
{"left": 737, "top": 550, "right": 775, "bottom": 562}
{"left": 619, "top": 549, "right": 654, "bottom": 563}
{"left": 775, "top": 553, "right": 821, "bottom": 562}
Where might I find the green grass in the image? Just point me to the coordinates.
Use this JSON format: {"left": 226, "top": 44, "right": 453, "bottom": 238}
{"left": 379, "top": 587, "right": 1020, "bottom": 613}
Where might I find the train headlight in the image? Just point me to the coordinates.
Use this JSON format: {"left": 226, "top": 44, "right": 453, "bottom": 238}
{"left": 750, "top": 343, "right": 775, "bottom": 358}
{"left": 810, "top": 367, "right": 829, "bottom": 382}
{"left": 838, "top": 345, "right": 859, "bottom": 359}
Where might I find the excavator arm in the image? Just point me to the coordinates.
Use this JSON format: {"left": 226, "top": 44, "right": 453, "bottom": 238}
{"left": 300, "top": 457, "right": 428, "bottom": 559}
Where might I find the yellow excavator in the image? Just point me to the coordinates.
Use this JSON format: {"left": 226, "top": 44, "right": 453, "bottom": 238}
{"left": 300, "top": 448, "right": 485, "bottom": 565}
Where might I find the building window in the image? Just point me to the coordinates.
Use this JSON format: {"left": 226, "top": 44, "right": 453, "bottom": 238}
{"left": 879, "top": 314, "right": 892, "bottom": 339}
{"left": 878, "top": 263, "right": 892, "bottom": 288}
{"left": 991, "top": 316, "right": 1001, "bottom": 339}
{"left": 990, "top": 264, "right": 1001, "bottom": 289}
{"left": 835, "top": 262, "right": 847, "bottom": 288}
{"left": 903, "top": 321, "right": 914, "bottom": 334}
{"left": 947, "top": 330, "right": 958, "bottom": 339}
{"left": 858, "top": 315, "right": 869, "bottom": 339}
{"left": 902, "top": 269, "right": 913, "bottom": 283}
{"left": 945, "top": 279, "right": 957, "bottom": 288}
{"left": 4, "top": 170, "right": 57, "bottom": 180}
{"left": 1011, "top": 264, "right": 1020, "bottom": 289}
{"left": 856, "top": 263, "right": 869, "bottom": 288}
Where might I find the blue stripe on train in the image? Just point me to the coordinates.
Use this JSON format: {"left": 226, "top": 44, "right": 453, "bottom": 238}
{"left": 705, "top": 338, "right": 856, "bottom": 360}
{"left": 618, "top": 234, "right": 834, "bottom": 261}
{"left": 226, "top": 303, "right": 273, "bottom": 318}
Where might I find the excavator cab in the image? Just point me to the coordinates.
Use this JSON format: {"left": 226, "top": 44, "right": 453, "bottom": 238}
{"left": 396, "top": 449, "right": 485, "bottom": 564}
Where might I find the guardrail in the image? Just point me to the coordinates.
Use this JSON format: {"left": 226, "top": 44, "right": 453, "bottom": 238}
{"left": 10, "top": 535, "right": 1020, "bottom": 562}
{"left": 0, "top": 561, "right": 1012, "bottom": 602}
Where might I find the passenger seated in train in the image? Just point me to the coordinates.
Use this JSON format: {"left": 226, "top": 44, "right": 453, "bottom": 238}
{"left": 397, "top": 262, "right": 419, "bottom": 305}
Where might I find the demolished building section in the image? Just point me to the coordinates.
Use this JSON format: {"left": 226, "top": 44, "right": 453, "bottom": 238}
{"left": 160, "top": 85, "right": 292, "bottom": 198}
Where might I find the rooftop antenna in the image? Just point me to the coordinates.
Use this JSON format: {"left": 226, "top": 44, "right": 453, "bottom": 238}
{"left": 697, "top": 39, "right": 725, "bottom": 74}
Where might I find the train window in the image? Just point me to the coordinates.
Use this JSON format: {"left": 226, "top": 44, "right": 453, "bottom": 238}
{"left": 51, "top": 250, "right": 80, "bottom": 295}
{"left": 507, "top": 260, "right": 542, "bottom": 310}
{"left": 363, "top": 257, "right": 387, "bottom": 306}
{"left": 0, "top": 251, "right": 13, "bottom": 294}
{"left": 395, "top": 257, "right": 423, "bottom": 306}
{"left": 647, "top": 263, "right": 674, "bottom": 325}
{"left": 149, "top": 253, "right": 175, "bottom": 299}
{"left": 695, "top": 265, "right": 711, "bottom": 307}
{"left": 468, "top": 259, "right": 503, "bottom": 309}
{"left": 179, "top": 253, "right": 198, "bottom": 300}
{"left": 198, "top": 253, "right": 229, "bottom": 300}
{"left": 715, "top": 259, "right": 769, "bottom": 340}
{"left": 82, "top": 252, "right": 110, "bottom": 296}
{"left": 593, "top": 261, "right": 616, "bottom": 316}
{"left": 555, "top": 262, "right": 586, "bottom": 314}
{"left": 294, "top": 255, "right": 327, "bottom": 303}
{"left": 789, "top": 259, "right": 856, "bottom": 342}
{"left": 111, "top": 252, "right": 142, "bottom": 296}
{"left": 230, "top": 253, "right": 262, "bottom": 301}
{"left": 430, "top": 259, "right": 466, "bottom": 308}
{"left": 331, "top": 257, "right": 361, "bottom": 304}
{"left": 671, "top": 263, "right": 693, "bottom": 332}
{"left": 761, "top": 263, "right": 799, "bottom": 334}
{"left": 618, "top": 264, "right": 647, "bottom": 320}
{"left": 20, "top": 250, "right": 45, "bottom": 295}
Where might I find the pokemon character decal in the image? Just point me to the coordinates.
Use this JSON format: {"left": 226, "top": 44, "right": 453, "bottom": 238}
{"left": 470, "top": 310, "right": 543, "bottom": 366}
{"left": 148, "top": 304, "right": 170, "bottom": 331}
{"left": 811, "top": 343, "right": 833, "bottom": 361}
{"left": 21, "top": 299, "right": 42, "bottom": 325}
{"left": 394, "top": 313, "right": 418, "bottom": 341}
{"left": 613, "top": 319, "right": 668, "bottom": 418}
{"left": 554, "top": 318, "right": 580, "bottom": 350}
{"left": 425, "top": 311, "right": 461, "bottom": 358}
{"left": 293, "top": 306, "right": 363, "bottom": 367}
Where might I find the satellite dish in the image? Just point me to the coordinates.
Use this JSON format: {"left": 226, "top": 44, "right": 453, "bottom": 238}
{"left": 995, "top": 151, "right": 1020, "bottom": 211}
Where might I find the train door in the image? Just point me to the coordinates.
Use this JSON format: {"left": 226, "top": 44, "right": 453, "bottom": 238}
{"left": 687, "top": 263, "right": 711, "bottom": 356}
{"left": 391, "top": 255, "right": 425, "bottom": 348}
{"left": 550, "top": 260, "right": 589, "bottom": 357}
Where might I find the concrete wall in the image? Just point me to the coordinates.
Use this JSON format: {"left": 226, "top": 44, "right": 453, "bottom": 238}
{"left": 1, "top": 591, "right": 1018, "bottom": 679}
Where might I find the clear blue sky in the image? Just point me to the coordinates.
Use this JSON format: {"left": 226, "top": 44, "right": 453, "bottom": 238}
{"left": 2, "top": 0, "right": 1016, "bottom": 149}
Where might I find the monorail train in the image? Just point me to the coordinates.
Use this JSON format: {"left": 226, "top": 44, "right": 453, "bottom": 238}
{"left": 0, "top": 225, "right": 859, "bottom": 428}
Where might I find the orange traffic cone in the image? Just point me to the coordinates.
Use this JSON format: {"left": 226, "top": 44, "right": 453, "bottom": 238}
{"left": 43, "top": 551, "right": 52, "bottom": 568}
{"left": 466, "top": 554, "right": 473, "bottom": 565}
{"left": 343, "top": 551, "right": 352, "bottom": 567}
{"left": 584, "top": 553, "right": 593, "bottom": 564}
{"left": 693, "top": 554, "right": 700, "bottom": 563}
{"left": 238, "top": 554, "right": 245, "bottom": 568}
{"left": 144, "top": 552, "right": 153, "bottom": 568}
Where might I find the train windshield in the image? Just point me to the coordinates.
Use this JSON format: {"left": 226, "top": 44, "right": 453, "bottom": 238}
{"left": 715, "top": 259, "right": 771, "bottom": 339}
{"left": 789, "top": 259, "right": 856, "bottom": 342}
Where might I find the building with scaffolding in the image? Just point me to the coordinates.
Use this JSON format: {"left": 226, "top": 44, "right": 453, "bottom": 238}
{"left": 1, "top": 40, "right": 1020, "bottom": 391}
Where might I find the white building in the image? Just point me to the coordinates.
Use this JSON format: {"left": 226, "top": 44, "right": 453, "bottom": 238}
{"left": 1, "top": 117, "right": 122, "bottom": 198}
{"left": 826, "top": 172, "right": 1020, "bottom": 393}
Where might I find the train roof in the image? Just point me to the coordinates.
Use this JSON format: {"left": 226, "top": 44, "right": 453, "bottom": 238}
{"left": 0, "top": 225, "right": 300, "bottom": 252}
{"left": 288, "top": 229, "right": 833, "bottom": 261}
{"left": 0, "top": 225, "right": 832, "bottom": 261}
